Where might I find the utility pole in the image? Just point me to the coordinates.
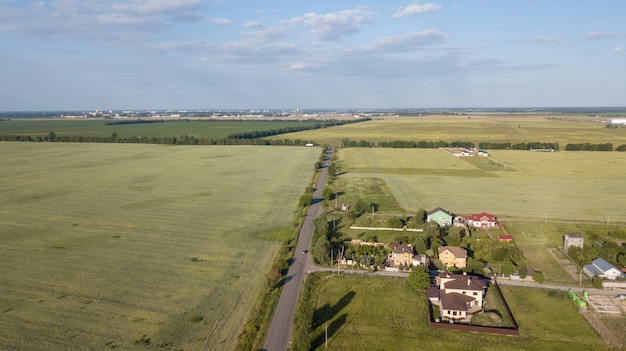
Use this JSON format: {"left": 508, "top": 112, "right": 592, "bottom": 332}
{"left": 325, "top": 323, "right": 328, "bottom": 348}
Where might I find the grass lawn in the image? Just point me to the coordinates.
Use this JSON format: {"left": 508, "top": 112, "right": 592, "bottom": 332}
{"left": 308, "top": 274, "right": 611, "bottom": 351}
{"left": 336, "top": 148, "right": 626, "bottom": 222}
{"left": 271, "top": 115, "right": 626, "bottom": 147}
{"left": 0, "top": 142, "right": 319, "bottom": 350}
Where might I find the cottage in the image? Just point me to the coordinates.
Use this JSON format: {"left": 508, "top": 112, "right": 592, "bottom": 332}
{"left": 583, "top": 258, "right": 625, "bottom": 280}
{"left": 438, "top": 246, "right": 468, "bottom": 269}
{"left": 431, "top": 273, "right": 488, "bottom": 322}
{"left": 427, "top": 207, "right": 454, "bottom": 227}
{"left": 388, "top": 242, "right": 414, "bottom": 267}
{"left": 499, "top": 235, "right": 514, "bottom": 242}
{"left": 563, "top": 233, "right": 584, "bottom": 253}
{"left": 465, "top": 212, "right": 498, "bottom": 228}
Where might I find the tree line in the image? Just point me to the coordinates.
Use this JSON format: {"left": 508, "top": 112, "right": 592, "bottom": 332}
{"left": 0, "top": 132, "right": 311, "bottom": 146}
{"left": 341, "top": 138, "right": 626, "bottom": 152}
{"left": 228, "top": 119, "right": 369, "bottom": 140}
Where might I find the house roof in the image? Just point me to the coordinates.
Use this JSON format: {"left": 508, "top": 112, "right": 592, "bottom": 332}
{"left": 564, "top": 233, "right": 583, "bottom": 239}
{"left": 438, "top": 246, "right": 468, "bottom": 259}
{"left": 440, "top": 273, "right": 487, "bottom": 291}
{"left": 440, "top": 291, "right": 476, "bottom": 312}
{"left": 427, "top": 207, "right": 453, "bottom": 217}
{"left": 389, "top": 242, "right": 413, "bottom": 255}
{"left": 465, "top": 212, "right": 497, "bottom": 222}
{"left": 499, "top": 235, "right": 514, "bottom": 241}
{"left": 592, "top": 258, "right": 617, "bottom": 273}
{"left": 427, "top": 286, "right": 440, "bottom": 299}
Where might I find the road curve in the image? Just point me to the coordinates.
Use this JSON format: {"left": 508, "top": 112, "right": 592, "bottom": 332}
{"left": 262, "top": 147, "right": 332, "bottom": 351}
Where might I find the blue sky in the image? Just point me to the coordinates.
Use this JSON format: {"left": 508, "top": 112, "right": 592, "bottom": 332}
{"left": 1, "top": 0, "right": 625, "bottom": 110}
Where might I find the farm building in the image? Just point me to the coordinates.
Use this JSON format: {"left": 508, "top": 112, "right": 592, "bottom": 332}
{"left": 499, "top": 235, "right": 514, "bottom": 242}
{"left": 583, "top": 258, "right": 625, "bottom": 280}
{"left": 607, "top": 118, "right": 626, "bottom": 125}
{"left": 563, "top": 233, "right": 584, "bottom": 253}
{"left": 465, "top": 212, "right": 498, "bottom": 228}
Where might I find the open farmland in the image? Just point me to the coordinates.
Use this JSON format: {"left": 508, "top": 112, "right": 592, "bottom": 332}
{"left": 306, "top": 274, "right": 609, "bottom": 351}
{"left": 270, "top": 115, "right": 626, "bottom": 147}
{"left": 336, "top": 148, "right": 626, "bottom": 222}
{"left": 0, "top": 142, "right": 319, "bottom": 350}
{"left": 0, "top": 119, "right": 326, "bottom": 140}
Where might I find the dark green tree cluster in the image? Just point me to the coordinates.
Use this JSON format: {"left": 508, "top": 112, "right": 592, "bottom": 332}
{"left": 105, "top": 119, "right": 165, "bottom": 125}
{"left": 343, "top": 244, "right": 391, "bottom": 269}
{"left": 227, "top": 119, "right": 370, "bottom": 140}
{"left": 567, "top": 238, "right": 626, "bottom": 267}
{"left": 617, "top": 144, "right": 626, "bottom": 151}
{"left": 0, "top": 133, "right": 323, "bottom": 146}
{"left": 407, "top": 265, "right": 431, "bottom": 291}
{"left": 565, "top": 143, "right": 613, "bottom": 151}
{"left": 511, "top": 142, "right": 559, "bottom": 150}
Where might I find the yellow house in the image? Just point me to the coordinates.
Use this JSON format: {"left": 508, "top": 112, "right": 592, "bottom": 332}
{"left": 438, "top": 246, "right": 468, "bottom": 269}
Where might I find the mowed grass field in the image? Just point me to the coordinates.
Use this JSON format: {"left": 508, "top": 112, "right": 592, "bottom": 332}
{"left": 337, "top": 148, "right": 626, "bottom": 222}
{"left": 0, "top": 119, "right": 325, "bottom": 139}
{"left": 308, "top": 274, "right": 609, "bottom": 351}
{"left": 269, "top": 115, "right": 626, "bottom": 146}
{"left": 0, "top": 142, "right": 319, "bottom": 350}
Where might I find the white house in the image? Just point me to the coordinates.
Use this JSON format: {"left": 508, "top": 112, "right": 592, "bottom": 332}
{"left": 583, "top": 258, "right": 625, "bottom": 280}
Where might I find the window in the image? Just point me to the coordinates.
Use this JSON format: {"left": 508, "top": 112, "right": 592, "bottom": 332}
{"left": 473, "top": 292, "right": 478, "bottom": 296}
{"left": 462, "top": 291, "right": 466, "bottom": 294}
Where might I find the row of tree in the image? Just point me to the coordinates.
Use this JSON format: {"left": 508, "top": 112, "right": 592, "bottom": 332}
{"left": 228, "top": 119, "right": 369, "bottom": 140}
{"left": 564, "top": 143, "right": 614, "bottom": 151}
{"left": 0, "top": 133, "right": 312, "bottom": 146}
{"left": 345, "top": 138, "right": 563, "bottom": 151}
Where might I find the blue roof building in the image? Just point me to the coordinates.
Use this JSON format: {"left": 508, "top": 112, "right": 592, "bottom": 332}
{"left": 583, "top": 258, "right": 625, "bottom": 280}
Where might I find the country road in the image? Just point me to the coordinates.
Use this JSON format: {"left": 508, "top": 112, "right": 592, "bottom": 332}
{"left": 262, "top": 146, "right": 332, "bottom": 351}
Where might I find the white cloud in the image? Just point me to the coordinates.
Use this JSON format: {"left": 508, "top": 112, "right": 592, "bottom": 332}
{"left": 578, "top": 31, "right": 626, "bottom": 40}
{"left": 210, "top": 18, "right": 231, "bottom": 25}
{"left": 392, "top": 2, "right": 441, "bottom": 19}
{"left": 288, "top": 9, "right": 375, "bottom": 41}
{"left": 528, "top": 35, "right": 563, "bottom": 44}
{"left": 355, "top": 30, "right": 445, "bottom": 53}
{"left": 612, "top": 47, "right": 625, "bottom": 53}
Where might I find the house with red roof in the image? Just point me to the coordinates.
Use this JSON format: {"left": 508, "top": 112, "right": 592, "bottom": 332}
{"left": 465, "top": 212, "right": 498, "bottom": 228}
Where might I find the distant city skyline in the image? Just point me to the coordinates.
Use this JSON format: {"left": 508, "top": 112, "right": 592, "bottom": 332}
{"left": 1, "top": 1, "right": 625, "bottom": 111}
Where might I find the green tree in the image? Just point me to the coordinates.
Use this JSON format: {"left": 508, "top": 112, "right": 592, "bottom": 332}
{"left": 445, "top": 226, "right": 463, "bottom": 246}
{"left": 407, "top": 265, "right": 431, "bottom": 291}
{"left": 298, "top": 194, "right": 313, "bottom": 208}
{"left": 322, "top": 187, "right": 333, "bottom": 201}
{"left": 592, "top": 276, "right": 603, "bottom": 289}
{"left": 314, "top": 237, "right": 330, "bottom": 265}
{"left": 414, "top": 236, "right": 428, "bottom": 254}
{"left": 533, "top": 271, "right": 544, "bottom": 283}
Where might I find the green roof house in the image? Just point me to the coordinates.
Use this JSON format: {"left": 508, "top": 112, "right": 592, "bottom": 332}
{"left": 427, "top": 207, "right": 454, "bottom": 227}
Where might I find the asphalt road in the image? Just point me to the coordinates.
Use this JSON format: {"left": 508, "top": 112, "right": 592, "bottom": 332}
{"left": 262, "top": 147, "right": 332, "bottom": 351}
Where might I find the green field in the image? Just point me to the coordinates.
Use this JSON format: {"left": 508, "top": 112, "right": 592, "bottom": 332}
{"left": 0, "top": 119, "right": 325, "bottom": 139}
{"left": 336, "top": 148, "right": 626, "bottom": 222}
{"left": 270, "top": 115, "right": 626, "bottom": 146}
{"left": 307, "top": 274, "right": 608, "bottom": 351}
{"left": 0, "top": 142, "right": 319, "bottom": 350}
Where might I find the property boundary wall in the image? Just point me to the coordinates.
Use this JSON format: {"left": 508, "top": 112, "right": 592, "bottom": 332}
{"left": 428, "top": 280, "right": 519, "bottom": 336}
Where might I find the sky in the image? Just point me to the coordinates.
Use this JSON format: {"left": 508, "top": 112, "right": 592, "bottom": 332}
{"left": 1, "top": 0, "right": 625, "bottom": 111}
